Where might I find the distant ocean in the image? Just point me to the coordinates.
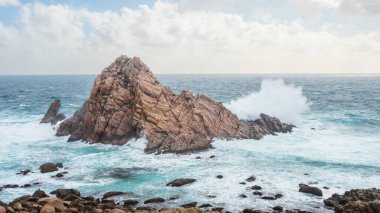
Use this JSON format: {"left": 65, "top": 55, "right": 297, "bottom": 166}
{"left": 0, "top": 75, "right": 379, "bottom": 212}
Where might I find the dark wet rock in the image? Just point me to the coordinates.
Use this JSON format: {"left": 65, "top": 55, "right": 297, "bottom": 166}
{"left": 275, "top": 194, "right": 283, "bottom": 199}
{"left": 56, "top": 163, "right": 64, "bottom": 168}
{"left": 251, "top": 185, "right": 262, "bottom": 190}
{"left": 20, "top": 184, "right": 31, "bottom": 188}
{"left": 16, "top": 169, "right": 31, "bottom": 175}
{"left": 40, "top": 99, "right": 66, "bottom": 125}
{"left": 323, "top": 186, "right": 329, "bottom": 189}
{"left": 50, "top": 189, "right": 80, "bottom": 200}
{"left": 299, "top": 184, "right": 323, "bottom": 196}
{"left": 32, "top": 189, "right": 48, "bottom": 198}
{"left": 39, "top": 163, "right": 59, "bottom": 173}
{"left": 54, "top": 172, "right": 68, "bottom": 178}
{"left": 199, "top": 204, "right": 212, "bottom": 208}
{"left": 181, "top": 202, "right": 197, "bottom": 208}
{"left": 207, "top": 195, "right": 217, "bottom": 198}
{"left": 167, "top": 178, "right": 196, "bottom": 187}
{"left": 195, "top": 156, "right": 201, "bottom": 159}
{"left": 261, "top": 196, "right": 276, "bottom": 200}
{"left": 239, "top": 194, "right": 247, "bottom": 198}
{"left": 216, "top": 175, "right": 223, "bottom": 179}
{"left": 253, "top": 191, "right": 263, "bottom": 196}
{"left": 136, "top": 206, "right": 156, "bottom": 211}
{"left": 144, "top": 197, "right": 165, "bottom": 204}
{"left": 210, "top": 155, "right": 216, "bottom": 158}
{"left": 123, "top": 199, "right": 138, "bottom": 206}
{"left": 304, "top": 173, "right": 309, "bottom": 176}
{"left": 169, "top": 195, "right": 179, "bottom": 200}
{"left": 240, "top": 182, "right": 246, "bottom": 185}
{"left": 56, "top": 56, "right": 294, "bottom": 153}
{"left": 212, "top": 207, "right": 223, "bottom": 212}
{"left": 246, "top": 176, "right": 256, "bottom": 182}
{"left": 273, "top": 206, "right": 283, "bottom": 211}
{"left": 243, "top": 209, "right": 265, "bottom": 213}
{"left": 324, "top": 188, "right": 380, "bottom": 213}
{"left": 102, "top": 191, "right": 126, "bottom": 199}
{"left": 2, "top": 184, "right": 19, "bottom": 188}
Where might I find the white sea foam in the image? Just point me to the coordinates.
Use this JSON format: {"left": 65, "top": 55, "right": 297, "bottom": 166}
{"left": 225, "top": 79, "right": 310, "bottom": 124}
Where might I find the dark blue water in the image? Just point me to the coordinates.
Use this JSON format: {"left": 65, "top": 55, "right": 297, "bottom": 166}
{"left": 0, "top": 75, "right": 379, "bottom": 212}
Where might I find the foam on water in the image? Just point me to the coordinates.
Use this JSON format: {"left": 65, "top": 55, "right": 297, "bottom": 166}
{"left": 0, "top": 75, "right": 379, "bottom": 212}
{"left": 226, "top": 79, "right": 310, "bottom": 124}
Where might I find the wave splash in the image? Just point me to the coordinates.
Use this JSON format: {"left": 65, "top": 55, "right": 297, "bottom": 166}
{"left": 225, "top": 79, "right": 310, "bottom": 124}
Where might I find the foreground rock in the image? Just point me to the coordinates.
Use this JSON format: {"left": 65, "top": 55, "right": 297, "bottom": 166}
{"left": 299, "top": 184, "right": 323, "bottom": 196}
{"left": 324, "top": 188, "right": 380, "bottom": 212}
{"left": 56, "top": 55, "right": 294, "bottom": 153}
{"left": 0, "top": 189, "right": 218, "bottom": 213}
{"left": 40, "top": 100, "right": 65, "bottom": 125}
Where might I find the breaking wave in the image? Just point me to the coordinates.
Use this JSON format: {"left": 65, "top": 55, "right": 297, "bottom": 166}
{"left": 226, "top": 79, "right": 310, "bottom": 124}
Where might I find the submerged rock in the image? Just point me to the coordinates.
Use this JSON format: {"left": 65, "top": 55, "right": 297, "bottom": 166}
{"left": 324, "top": 188, "right": 380, "bottom": 213}
{"left": 56, "top": 55, "right": 294, "bottom": 153}
{"left": 40, "top": 100, "right": 65, "bottom": 125}
{"left": 167, "top": 178, "right": 196, "bottom": 187}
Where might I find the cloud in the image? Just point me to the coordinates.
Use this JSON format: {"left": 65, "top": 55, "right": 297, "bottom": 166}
{"left": 0, "top": 1, "right": 380, "bottom": 74}
{"left": 0, "top": 0, "right": 19, "bottom": 7}
{"left": 339, "top": 0, "right": 380, "bottom": 16}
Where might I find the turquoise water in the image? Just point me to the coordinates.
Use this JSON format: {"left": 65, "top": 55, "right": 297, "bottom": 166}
{"left": 0, "top": 75, "right": 379, "bottom": 212}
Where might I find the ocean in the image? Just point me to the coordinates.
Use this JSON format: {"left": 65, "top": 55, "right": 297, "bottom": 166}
{"left": 0, "top": 74, "right": 379, "bottom": 212}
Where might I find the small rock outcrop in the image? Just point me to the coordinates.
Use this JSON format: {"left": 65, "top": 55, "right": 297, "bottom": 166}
{"left": 299, "top": 184, "right": 323, "bottom": 196}
{"left": 40, "top": 100, "right": 65, "bottom": 125}
{"left": 324, "top": 188, "right": 380, "bottom": 213}
{"left": 167, "top": 178, "right": 196, "bottom": 187}
{"left": 56, "top": 55, "right": 294, "bottom": 153}
{"left": 39, "top": 163, "right": 59, "bottom": 173}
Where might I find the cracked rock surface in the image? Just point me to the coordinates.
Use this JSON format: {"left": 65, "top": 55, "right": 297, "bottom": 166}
{"left": 57, "top": 55, "right": 294, "bottom": 153}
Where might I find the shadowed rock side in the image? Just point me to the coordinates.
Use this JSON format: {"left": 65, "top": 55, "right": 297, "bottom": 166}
{"left": 40, "top": 99, "right": 65, "bottom": 125}
{"left": 56, "top": 55, "right": 294, "bottom": 153}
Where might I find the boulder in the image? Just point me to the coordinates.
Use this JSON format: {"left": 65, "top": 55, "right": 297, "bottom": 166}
{"left": 0, "top": 206, "right": 5, "bottom": 213}
{"left": 123, "top": 200, "right": 138, "bottom": 206}
{"left": 144, "top": 197, "right": 165, "bottom": 204}
{"left": 181, "top": 202, "right": 197, "bottom": 208}
{"left": 102, "top": 191, "right": 126, "bottom": 199}
{"left": 246, "top": 176, "right": 256, "bottom": 182}
{"left": 167, "top": 178, "right": 196, "bottom": 187}
{"left": 32, "top": 189, "right": 48, "bottom": 198}
{"left": 40, "top": 204, "right": 55, "bottom": 213}
{"left": 39, "top": 163, "right": 59, "bottom": 173}
{"left": 50, "top": 189, "right": 80, "bottom": 200}
{"left": 298, "top": 184, "right": 323, "bottom": 196}
{"left": 40, "top": 100, "right": 65, "bottom": 125}
{"left": 56, "top": 55, "right": 294, "bottom": 153}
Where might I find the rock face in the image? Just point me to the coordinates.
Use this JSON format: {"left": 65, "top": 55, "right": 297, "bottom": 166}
{"left": 57, "top": 55, "right": 294, "bottom": 153}
{"left": 324, "top": 188, "right": 380, "bottom": 213}
{"left": 40, "top": 100, "right": 65, "bottom": 125}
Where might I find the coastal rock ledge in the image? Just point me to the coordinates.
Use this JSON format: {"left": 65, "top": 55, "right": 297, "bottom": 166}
{"left": 56, "top": 55, "right": 294, "bottom": 153}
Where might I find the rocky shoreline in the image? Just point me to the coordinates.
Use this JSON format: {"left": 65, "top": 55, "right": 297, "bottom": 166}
{"left": 1, "top": 161, "right": 379, "bottom": 213}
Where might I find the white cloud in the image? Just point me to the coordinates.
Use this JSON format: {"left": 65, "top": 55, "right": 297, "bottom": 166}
{"left": 0, "top": 0, "right": 19, "bottom": 7}
{"left": 0, "top": 1, "right": 380, "bottom": 74}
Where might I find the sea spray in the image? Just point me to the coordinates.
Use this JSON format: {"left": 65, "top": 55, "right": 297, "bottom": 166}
{"left": 225, "top": 79, "right": 310, "bottom": 124}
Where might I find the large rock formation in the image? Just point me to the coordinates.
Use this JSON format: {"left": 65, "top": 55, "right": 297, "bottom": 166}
{"left": 56, "top": 55, "right": 294, "bottom": 153}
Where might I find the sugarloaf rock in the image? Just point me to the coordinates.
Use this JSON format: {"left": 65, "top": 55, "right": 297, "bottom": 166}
{"left": 56, "top": 55, "right": 294, "bottom": 153}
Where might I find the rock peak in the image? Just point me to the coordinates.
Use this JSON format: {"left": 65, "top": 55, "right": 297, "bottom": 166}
{"left": 56, "top": 55, "right": 294, "bottom": 153}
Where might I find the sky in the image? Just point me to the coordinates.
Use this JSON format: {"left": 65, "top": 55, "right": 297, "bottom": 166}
{"left": 0, "top": 0, "right": 380, "bottom": 74}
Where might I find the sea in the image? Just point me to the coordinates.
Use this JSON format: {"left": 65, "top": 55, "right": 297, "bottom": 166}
{"left": 0, "top": 74, "right": 379, "bottom": 212}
